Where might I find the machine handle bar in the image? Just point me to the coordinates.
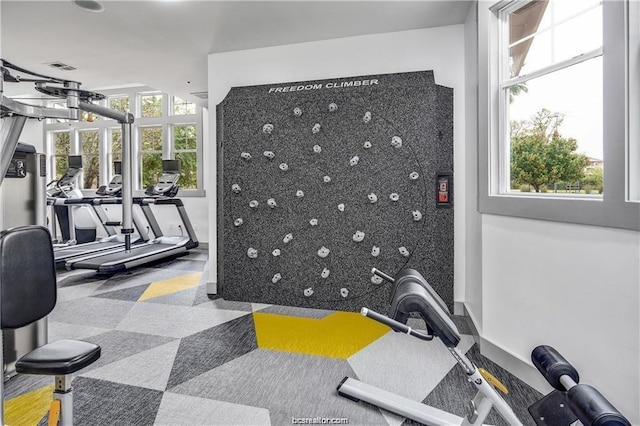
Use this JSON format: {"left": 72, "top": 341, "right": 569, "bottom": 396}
{"left": 361, "top": 308, "right": 433, "bottom": 341}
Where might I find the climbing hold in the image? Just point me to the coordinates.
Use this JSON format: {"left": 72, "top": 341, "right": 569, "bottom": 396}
{"left": 368, "top": 193, "right": 378, "bottom": 203}
{"left": 309, "top": 218, "right": 318, "bottom": 226}
{"left": 247, "top": 248, "right": 258, "bottom": 259}
{"left": 323, "top": 175, "right": 331, "bottom": 183}
{"left": 337, "top": 203, "right": 345, "bottom": 212}
{"left": 296, "top": 190, "right": 304, "bottom": 198}
{"left": 267, "top": 198, "right": 277, "bottom": 208}
{"left": 272, "top": 249, "right": 281, "bottom": 257}
{"left": 317, "top": 246, "right": 330, "bottom": 258}
{"left": 389, "top": 193, "right": 399, "bottom": 202}
{"left": 279, "top": 163, "right": 289, "bottom": 171}
{"left": 412, "top": 210, "right": 423, "bottom": 221}
{"left": 391, "top": 136, "right": 402, "bottom": 149}
{"left": 399, "top": 246, "right": 410, "bottom": 257}
{"left": 363, "top": 141, "right": 372, "bottom": 149}
{"left": 321, "top": 268, "right": 330, "bottom": 279}
{"left": 350, "top": 156, "right": 359, "bottom": 166}
{"left": 231, "top": 184, "right": 241, "bottom": 194}
{"left": 304, "top": 287, "right": 314, "bottom": 297}
{"left": 234, "top": 218, "right": 243, "bottom": 227}
{"left": 409, "top": 172, "right": 419, "bottom": 180}
{"left": 249, "top": 200, "right": 259, "bottom": 208}
{"left": 272, "top": 273, "right": 282, "bottom": 284}
{"left": 352, "top": 231, "right": 365, "bottom": 242}
{"left": 313, "top": 145, "right": 322, "bottom": 153}
{"left": 328, "top": 103, "right": 338, "bottom": 112}
{"left": 263, "top": 151, "right": 275, "bottom": 160}
{"left": 241, "top": 152, "right": 252, "bottom": 160}
{"left": 371, "top": 246, "right": 380, "bottom": 257}
{"left": 371, "top": 275, "right": 383, "bottom": 285}
{"left": 293, "top": 107, "right": 303, "bottom": 117}
{"left": 363, "top": 111, "right": 372, "bottom": 123}
{"left": 263, "top": 123, "right": 274, "bottom": 134}
{"left": 340, "top": 288, "right": 349, "bottom": 298}
{"left": 283, "top": 233, "right": 293, "bottom": 244}
{"left": 312, "top": 123, "right": 321, "bottom": 134}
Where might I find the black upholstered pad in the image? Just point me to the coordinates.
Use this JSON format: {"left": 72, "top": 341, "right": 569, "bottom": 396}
{"left": 0, "top": 225, "right": 57, "bottom": 329}
{"left": 16, "top": 339, "right": 101, "bottom": 375}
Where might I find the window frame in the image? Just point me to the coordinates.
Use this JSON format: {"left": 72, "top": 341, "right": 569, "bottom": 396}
{"left": 44, "top": 86, "right": 205, "bottom": 197}
{"left": 478, "top": 0, "right": 639, "bottom": 230}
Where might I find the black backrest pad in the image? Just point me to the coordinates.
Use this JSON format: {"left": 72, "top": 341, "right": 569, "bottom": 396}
{"left": 389, "top": 270, "right": 461, "bottom": 348}
{"left": 0, "top": 226, "right": 57, "bottom": 329}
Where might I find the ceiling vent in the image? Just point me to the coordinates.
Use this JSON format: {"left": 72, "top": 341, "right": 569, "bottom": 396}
{"left": 190, "top": 91, "right": 209, "bottom": 100}
{"left": 44, "top": 62, "right": 77, "bottom": 71}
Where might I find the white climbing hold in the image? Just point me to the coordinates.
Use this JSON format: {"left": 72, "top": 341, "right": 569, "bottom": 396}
{"left": 263, "top": 123, "right": 274, "bottom": 134}
{"left": 371, "top": 246, "right": 380, "bottom": 257}
{"left": 296, "top": 190, "right": 304, "bottom": 198}
{"left": 304, "top": 287, "right": 314, "bottom": 297}
{"left": 272, "top": 273, "right": 282, "bottom": 284}
{"left": 312, "top": 123, "right": 321, "bottom": 134}
{"left": 371, "top": 275, "right": 383, "bottom": 285}
{"left": 234, "top": 218, "right": 243, "bottom": 227}
{"left": 368, "top": 193, "right": 378, "bottom": 203}
{"left": 231, "top": 184, "right": 241, "bottom": 194}
{"left": 352, "top": 231, "right": 365, "bottom": 242}
{"left": 323, "top": 175, "right": 331, "bottom": 183}
{"left": 340, "top": 288, "right": 349, "bottom": 298}
{"left": 399, "top": 246, "right": 410, "bottom": 257}
{"left": 293, "top": 107, "right": 303, "bottom": 117}
{"left": 409, "top": 171, "right": 419, "bottom": 180}
{"left": 272, "top": 249, "right": 281, "bottom": 257}
{"left": 363, "top": 141, "right": 372, "bottom": 149}
{"left": 412, "top": 210, "right": 423, "bottom": 221}
{"left": 317, "top": 246, "right": 330, "bottom": 258}
{"left": 279, "top": 163, "right": 289, "bottom": 171}
{"left": 328, "top": 103, "right": 338, "bottom": 112}
{"left": 391, "top": 136, "right": 403, "bottom": 149}
{"left": 283, "top": 233, "right": 293, "bottom": 244}
{"left": 263, "top": 151, "right": 275, "bottom": 160}
{"left": 249, "top": 200, "right": 259, "bottom": 208}
{"left": 363, "top": 111, "right": 372, "bottom": 123}
{"left": 337, "top": 203, "right": 345, "bottom": 212}
{"left": 313, "top": 145, "right": 322, "bottom": 153}
{"left": 350, "top": 156, "right": 359, "bottom": 166}
{"left": 267, "top": 198, "right": 277, "bottom": 208}
{"left": 247, "top": 248, "right": 258, "bottom": 259}
{"left": 309, "top": 218, "right": 318, "bottom": 226}
{"left": 321, "top": 268, "right": 330, "bottom": 279}
{"left": 241, "top": 152, "right": 252, "bottom": 160}
{"left": 390, "top": 193, "right": 399, "bottom": 202}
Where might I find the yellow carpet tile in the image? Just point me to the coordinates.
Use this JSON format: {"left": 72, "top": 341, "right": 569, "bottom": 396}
{"left": 138, "top": 272, "right": 202, "bottom": 301}
{"left": 253, "top": 311, "right": 389, "bottom": 359}
{"left": 5, "top": 384, "right": 53, "bottom": 426}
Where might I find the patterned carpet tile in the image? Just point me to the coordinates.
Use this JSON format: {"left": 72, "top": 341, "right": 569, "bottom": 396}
{"left": 259, "top": 305, "right": 335, "bottom": 319}
{"left": 90, "top": 283, "right": 151, "bottom": 302}
{"left": 167, "top": 314, "right": 258, "bottom": 389}
{"left": 170, "top": 348, "right": 390, "bottom": 426}
{"left": 49, "top": 297, "right": 136, "bottom": 329}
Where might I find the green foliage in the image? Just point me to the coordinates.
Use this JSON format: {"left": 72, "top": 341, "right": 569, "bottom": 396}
{"left": 141, "top": 94, "right": 162, "bottom": 118}
{"left": 53, "top": 132, "right": 70, "bottom": 180}
{"left": 520, "top": 184, "right": 531, "bottom": 192}
{"left": 582, "top": 167, "right": 603, "bottom": 194}
{"left": 510, "top": 109, "right": 590, "bottom": 192}
{"left": 141, "top": 153, "right": 163, "bottom": 188}
{"left": 174, "top": 125, "right": 198, "bottom": 189}
{"left": 81, "top": 131, "right": 100, "bottom": 189}
{"left": 109, "top": 96, "right": 130, "bottom": 114}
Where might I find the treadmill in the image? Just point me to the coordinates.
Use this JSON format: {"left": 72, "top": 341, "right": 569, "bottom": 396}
{"left": 65, "top": 160, "right": 198, "bottom": 273}
{"left": 53, "top": 162, "right": 149, "bottom": 266}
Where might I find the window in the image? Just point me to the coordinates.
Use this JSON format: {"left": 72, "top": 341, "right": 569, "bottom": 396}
{"left": 479, "top": 0, "right": 637, "bottom": 230}
{"left": 44, "top": 86, "right": 204, "bottom": 196}
{"left": 52, "top": 131, "right": 70, "bottom": 180}
{"left": 140, "top": 93, "right": 163, "bottom": 118}
{"left": 173, "top": 125, "right": 197, "bottom": 189}
{"left": 500, "top": 0, "right": 603, "bottom": 196}
{"left": 80, "top": 130, "right": 100, "bottom": 189}
{"left": 139, "top": 126, "right": 163, "bottom": 189}
{"left": 172, "top": 97, "right": 196, "bottom": 115}
{"left": 47, "top": 101, "right": 69, "bottom": 124}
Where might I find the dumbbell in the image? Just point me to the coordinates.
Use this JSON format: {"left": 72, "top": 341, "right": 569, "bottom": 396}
{"left": 531, "top": 345, "right": 630, "bottom": 426}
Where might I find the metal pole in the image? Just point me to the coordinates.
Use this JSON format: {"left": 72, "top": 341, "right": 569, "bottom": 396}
{"left": 0, "top": 115, "right": 27, "bottom": 187}
{"left": 121, "top": 120, "right": 133, "bottom": 251}
{"left": 79, "top": 101, "right": 127, "bottom": 123}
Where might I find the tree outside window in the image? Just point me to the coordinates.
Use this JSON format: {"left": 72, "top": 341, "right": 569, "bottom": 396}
{"left": 109, "top": 129, "right": 122, "bottom": 179}
{"left": 80, "top": 130, "right": 100, "bottom": 189}
{"left": 173, "top": 125, "right": 197, "bottom": 189}
{"left": 140, "top": 127, "right": 163, "bottom": 188}
{"left": 53, "top": 131, "right": 70, "bottom": 180}
{"left": 173, "top": 97, "right": 196, "bottom": 115}
{"left": 140, "top": 94, "right": 162, "bottom": 118}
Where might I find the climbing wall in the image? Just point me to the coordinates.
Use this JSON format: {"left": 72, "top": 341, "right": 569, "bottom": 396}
{"left": 217, "top": 71, "right": 454, "bottom": 312}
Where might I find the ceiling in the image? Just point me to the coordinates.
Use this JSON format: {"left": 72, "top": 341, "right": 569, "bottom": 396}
{"left": 1, "top": 0, "right": 472, "bottom": 106}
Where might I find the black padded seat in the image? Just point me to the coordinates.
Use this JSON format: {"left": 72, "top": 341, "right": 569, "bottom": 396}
{"left": 15, "top": 339, "right": 101, "bottom": 376}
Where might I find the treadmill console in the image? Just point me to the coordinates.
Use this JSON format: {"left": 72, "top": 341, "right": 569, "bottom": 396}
{"left": 97, "top": 161, "right": 123, "bottom": 197}
{"left": 144, "top": 159, "right": 181, "bottom": 198}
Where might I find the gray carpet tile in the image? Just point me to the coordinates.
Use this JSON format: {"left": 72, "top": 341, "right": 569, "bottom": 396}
{"left": 260, "top": 304, "right": 335, "bottom": 319}
{"left": 4, "top": 373, "right": 54, "bottom": 400}
{"left": 93, "top": 267, "right": 191, "bottom": 294}
{"left": 152, "top": 258, "right": 207, "bottom": 271}
{"left": 155, "top": 392, "right": 272, "bottom": 425}
{"left": 37, "top": 377, "right": 164, "bottom": 426}
{"left": 90, "top": 283, "right": 150, "bottom": 302}
{"left": 56, "top": 281, "right": 107, "bottom": 302}
{"left": 49, "top": 297, "right": 136, "bottom": 329}
{"left": 451, "top": 315, "right": 474, "bottom": 335}
{"left": 115, "top": 302, "right": 249, "bottom": 338}
{"left": 47, "top": 321, "right": 110, "bottom": 343}
{"left": 401, "top": 344, "right": 542, "bottom": 426}
{"left": 170, "top": 348, "right": 389, "bottom": 426}
{"left": 80, "top": 330, "right": 176, "bottom": 373}
{"left": 194, "top": 296, "right": 255, "bottom": 312}
{"left": 192, "top": 282, "right": 219, "bottom": 306}
{"left": 166, "top": 314, "right": 258, "bottom": 389}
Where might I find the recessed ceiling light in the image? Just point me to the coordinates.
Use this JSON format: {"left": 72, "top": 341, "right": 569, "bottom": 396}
{"left": 73, "top": 0, "right": 105, "bottom": 12}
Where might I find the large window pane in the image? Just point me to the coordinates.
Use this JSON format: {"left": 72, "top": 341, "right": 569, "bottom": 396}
{"left": 140, "top": 94, "right": 163, "bottom": 118}
{"left": 109, "top": 96, "right": 130, "bottom": 114}
{"left": 174, "top": 125, "right": 197, "bottom": 150}
{"left": 175, "top": 152, "right": 197, "bottom": 189}
{"left": 173, "top": 97, "right": 196, "bottom": 115}
{"left": 53, "top": 132, "right": 70, "bottom": 180}
{"left": 80, "top": 130, "right": 100, "bottom": 189}
{"left": 508, "top": 57, "right": 603, "bottom": 194}
{"left": 141, "top": 127, "right": 162, "bottom": 151}
{"left": 109, "top": 129, "right": 122, "bottom": 179}
{"left": 141, "top": 153, "right": 163, "bottom": 188}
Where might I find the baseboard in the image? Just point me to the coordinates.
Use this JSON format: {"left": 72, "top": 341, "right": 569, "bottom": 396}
{"left": 206, "top": 281, "right": 218, "bottom": 295}
{"left": 479, "top": 337, "right": 553, "bottom": 395}
{"left": 196, "top": 242, "right": 209, "bottom": 249}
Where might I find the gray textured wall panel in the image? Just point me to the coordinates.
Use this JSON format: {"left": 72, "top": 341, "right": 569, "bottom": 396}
{"left": 217, "top": 71, "right": 454, "bottom": 312}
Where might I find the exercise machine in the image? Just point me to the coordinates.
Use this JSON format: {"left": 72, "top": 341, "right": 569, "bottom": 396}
{"left": 64, "top": 159, "right": 198, "bottom": 273}
{"left": 47, "top": 155, "right": 98, "bottom": 245}
{"left": 2, "top": 59, "right": 107, "bottom": 424}
{"left": 96, "top": 161, "right": 123, "bottom": 197}
{"left": 529, "top": 345, "right": 630, "bottom": 426}
{"left": 337, "top": 268, "right": 524, "bottom": 425}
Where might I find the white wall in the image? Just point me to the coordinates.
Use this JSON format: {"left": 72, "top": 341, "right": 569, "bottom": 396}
{"left": 207, "top": 26, "right": 467, "bottom": 296}
{"left": 481, "top": 215, "right": 640, "bottom": 421}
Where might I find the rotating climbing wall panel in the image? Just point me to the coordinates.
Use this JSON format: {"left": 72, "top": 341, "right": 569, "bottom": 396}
{"left": 217, "top": 71, "right": 453, "bottom": 312}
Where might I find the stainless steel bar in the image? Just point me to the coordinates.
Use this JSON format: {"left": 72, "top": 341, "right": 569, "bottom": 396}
{"left": 79, "top": 100, "right": 131, "bottom": 123}
{"left": 121, "top": 121, "right": 133, "bottom": 251}
{"left": 0, "top": 115, "right": 27, "bottom": 186}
